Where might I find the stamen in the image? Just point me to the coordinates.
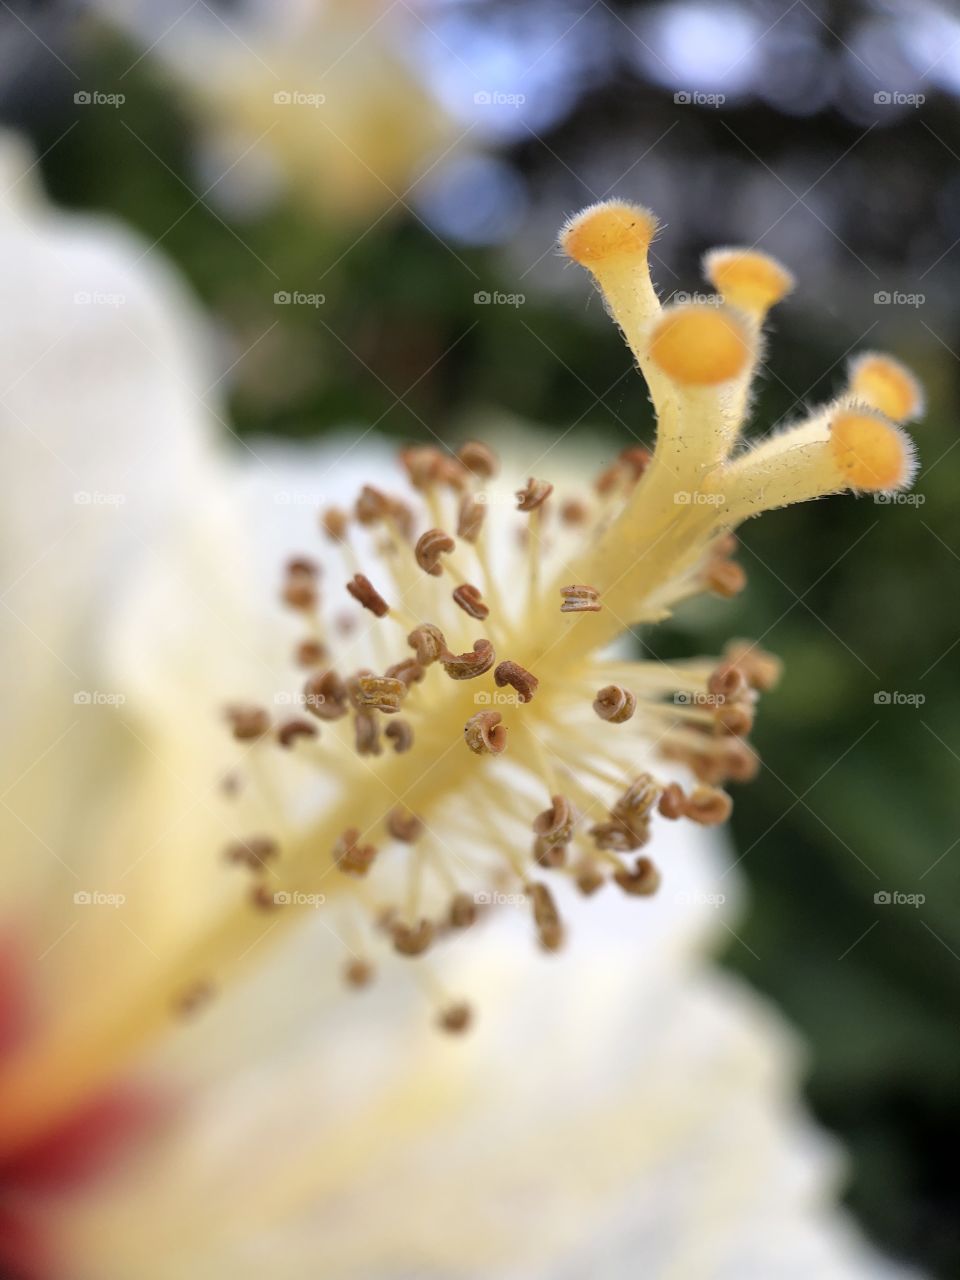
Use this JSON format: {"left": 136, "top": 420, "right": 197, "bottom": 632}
{"left": 224, "top": 835, "right": 278, "bottom": 871}
{"left": 321, "top": 507, "right": 349, "bottom": 543}
{"left": 225, "top": 704, "right": 270, "bottom": 741}
{"left": 346, "top": 573, "right": 389, "bottom": 617}
{"left": 456, "top": 494, "right": 485, "bottom": 543}
{"left": 560, "top": 583, "right": 601, "bottom": 613}
{"left": 356, "top": 674, "right": 406, "bottom": 714}
{"left": 516, "top": 477, "right": 553, "bottom": 512}
{"left": 334, "top": 829, "right": 378, "bottom": 877}
{"left": 276, "top": 718, "right": 318, "bottom": 749}
{"left": 384, "top": 719, "right": 414, "bottom": 753}
{"left": 407, "top": 623, "right": 446, "bottom": 665}
{"left": 494, "top": 659, "right": 538, "bottom": 703}
{"left": 415, "top": 528, "right": 455, "bottom": 576}
{"left": 303, "top": 670, "right": 349, "bottom": 721}
{"left": 614, "top": 856, "right": 661, "bottom": 896}
{"left": 593, "top": 685, "right": 636, "bottom": 724}
{"left": 441, "top": 639, "right": 496, "bottom": 680}
{"left": 282, "top": 556, "right": 320, "bottom": 611}
{"left": 528, "top": 882, "right": 564, "bottom": 951}
{"left": 437, "top": 1001, "right": 473, "bottom": 1034}
{"left": 387, "top": 808, "right": 423, "bottom": 842}
{"left": 344, "top": 959, "right": 374, "bottom": 988}
{"left": 464, "top": 710, "right": 507, "bottom": 755}
{"left": 453, "top": 583, "right": 489, "bottom": 619}
{"left": 457, "top": 440, "right": 498, "bottom": 478}
{"left": 391, "top": 920, "right": 434, "bottom": 957}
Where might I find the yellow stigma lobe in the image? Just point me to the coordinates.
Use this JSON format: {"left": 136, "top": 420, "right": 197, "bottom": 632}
{"left": 704, "top": 248, "right": 794, "bottom": 313}
{"left": 830, "top": 408, "right": 916, "bottom": 491}
{"left": 648, "top": 305, "right": 751, "bottom": 386}
{"left": 848, "top": 353, "right": 924, "bottom": 423}
{"left": 560, "top": 199, "right": 658, "bottom": 266}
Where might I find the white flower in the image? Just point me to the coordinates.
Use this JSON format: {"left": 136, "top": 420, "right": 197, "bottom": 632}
{"left": 0, "top": 136, "right": 920, "bottom": 1280}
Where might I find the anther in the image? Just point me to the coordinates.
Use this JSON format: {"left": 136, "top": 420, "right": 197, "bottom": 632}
{"left": 303, "top": 670, "right": 349, "bottom": 721}
{"left": 438, "top": 1001, "right": 473, "bottom": 1034}
{"left": 449, "top": 892, "right": 478, "bottom": 928}
{"left": 706, "top": 559, "right": 747, "bottom": 599}
{"left": 334, "top": 828, "right": 377, "bottom": 877}
{"left": 357, "top": 674, "right": 406, "bottom": 714}
{"left": 453, "top": 583, "right": 489, "bottom": 620}
{"left": 387, "top": 807, "right": 423, "bottom": 842}
{"left": 614, "top": 856, "right": 661, "bottom": 897}
{"left": 408, "top": 623, "right": 447, "bottom": 665}
{"left": 384, "top": 719, "right": 414, "bottom": 753}
{"left": 494, "top": 659, "right": 538, "bottom": 703}
{"left": 346, "top": 573, "right": 389, "bottom": 617}
{"left": 384, "top": 658, "right": 424, "bottom": 687}
{"left": 344, "top": 958, "right": 374, "bottom": 988}
{"left": 685, "top": 786, "right": 733, "bottom": 826}
{"left": 282, "top": 557, "right": 320, "bottom": 611}
{"left": 415, "top": 528, "right": 455, "bottom": 576}
{"left": 593, "top": 684, "right": 636, "bottom": 724}
{"left": 441, "top": 638, "right": 496, "bottom": 680}
{"left": 391, "top": 919, "right": 434, "bottom": 957}
{"left": 295, "top": 638, "right": 328, "bottom": 668}
{"left": 225, "top": 835, "right": 278, "bottom": 871}
{"left": 464, "top": 710, "right": 507, "bottom": 755}
{"left": 516, "top": 477, "right": 553, "bottom": 512}
{"left": 457, "top": 494, "right": 486, "bottom": 543}
{"left": 560, "top": 584, "right": 601, "bottom": 613}
{"left": 533, "top": 795, "right": 575, "bottom": 847}
{"left": 277, "top": 718, "right": 318, "bottom": 749}
{"left": 225, "top": 704, "right": 270, "bottom": 741}
{"left": 528, "top": 881, "right": 564, "bottom": 951}
{"left": 354, "top": 710, "right": 382, "bottom": 757}
{"left": 321, "top": 507, "right": 349, "bottom": 543}
{"left": 457, "top": 440, "right": 498, "bottom": 478}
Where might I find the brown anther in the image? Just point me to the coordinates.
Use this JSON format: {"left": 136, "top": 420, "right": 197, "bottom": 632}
{"left": 595, "top": 460, "right": 625, "bottom": 496}
{"left": 457, "top": 440, "right": 498, "bottom": 479}
{"left": 354, "top": 710, "right": 383, "bottom": 757}
{"left": 719, "top": 740, "right": 760, "bottom": 782}
{"left": 706, "top": 559, "right": 747, "bottom": 599}
{"left": 384, "top": 658, "right": 424, "bottom": 687}
{"left": 516, "top": 476, "right": 554, "bottom": 512}
{"left": 225, "top": 704, "right": 271, "bottom": 741}
{"left": 347, "top": 573, "right": 389, "bottom": 617}
{"left": 575, "top": 862, "right": 606, "bottom": 897}
{"left": 384, "top": 718, "right": 414, "bottom": 753}
{"left": 449, "top": 892, "right": 478, "bottom": 928}
{"left": 175, "top": 981, "right": 214, "bottom": 1017}
{"left": 453, "top": 583, "right": 489, "bottom": 620}
{"left": 657, "top": 782, "right": 687, "bottom": 821}
{"left": 707, "top": 664, "right": 748, "bottom": 701}
{"left": 533, "top": 794, "right": 575, "bottom": 847}
{"left": 685, "top": 785, "right": 733, "bottom": 826}
{"left": 282, "top": 557, "right": 320, "bottom": 611}
{"left": 225, "top": 835, "right": 278, "bottom": 871}
{"left": 407, "top": 623, "right": 447, "bottom": 665}
{"left": 442, "top": 638, "right": 496, "bottom": 680}
{"left": 354, "top": 485, "right": 392, "bottom": 525}
{"left": 438, "top": 1001, "right": 473, "bottom": 1034}
{"left": 593, "top": 684, "right": 636, "bottom": 724}
{"left": 391, "top": 919, "right": 434, "bottom": 957}
{"left": 715, "top": 701, "right": 755, "bottom": 737}
{"left": 615, "top": 774, "right": 660, "bottom": 819}
{"left": 457, "top": 493, "right": 486, "bottom": 543}
{"left": 528, "top": 881, "right": 564, "bottom": 952}
{"left": 619, "top": 446, "right": 652, "bottom": 481}
{"left": 415, "top": 527, "right": 455, "bottom": 577}
{"left": 321, "top": 507, "right": 349, "bottom": 543}
{"left": 464, "top": 710, "right": 507, "bottom": 755}
{"left": 356, "top": 674, "right": 406, "bottom": 714}
{"left": 334, "top": 828, "right": 377, "bottom": 877}
{"left": 722, "top": 640, "right": 782, "bottom": 692}
{"left": 590, "top": 818, "right": 647, "bottom": 853}
{"left": 400, "top": 446, "right": 467, "bottom": 493}
{"left": 560, "top": 497, "right": 590, "bottom": 525}
{"left": 250, "top": 883, "right": 277, "bottom": 911}
{"left": 614, "top": 855, "right": 661, "bottom": 897}
{"left": 344, "top": 958, "right": 374, "bottom": 989}
{"left": 387, "top": 807, "right": 423, "bottom": 842}
{"left": 295, "top": 638, "right": 328, "bottom": 668}
{"left": 303, "top": 670, "right": 349, "bottom": 721}
{"left": 534, "top": 836, "right": 567, "bottom": 869}
{"left": 276, "top": 718, "right": 318, "bottom": 749}
{"left": 560, "top": 583, "right": 601, "bottom": 613}
{"left": 494, "top": 659, "right": 538, "bottom": 703}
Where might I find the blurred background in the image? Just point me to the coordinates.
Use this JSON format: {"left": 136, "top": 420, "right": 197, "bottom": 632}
{"left": 2, "top": 0, "right": 957, "bottom": 1273}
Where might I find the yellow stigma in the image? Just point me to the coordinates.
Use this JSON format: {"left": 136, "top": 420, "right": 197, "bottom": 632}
{"left": 648, "top": 304, "right": 751, "bottom": 386}
{"left": 829, "top": 408, "right": 916, "bottom": 491}
{"left": 703, "top": 248, "right": 794, "bottom": 314}
{"left": 848, "top": 353, "right": 924, "bottom": 423}
{"left": 560, "top": 199, "right": 658, "bottom": 267}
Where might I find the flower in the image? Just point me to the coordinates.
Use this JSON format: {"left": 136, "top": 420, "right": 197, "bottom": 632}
{"left": 0, "top": 141, "right": 923, "bottom": 1278}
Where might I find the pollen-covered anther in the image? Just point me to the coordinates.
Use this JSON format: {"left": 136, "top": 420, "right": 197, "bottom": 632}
{"left": 346, "top": 573, "right": 389, "bottom": 617}
{"left": 391, "top": 919, "right": 434, "bottom": 957}
{"left": 357, "top": 674, "right": 406, "bottom": 714}
{"left": 449, "top": 892, "right": 478, "bottom": 928}
{"left": 593, "top": 684, "right": 636, "bottom": 724}
{"left": 276, "top": 718, "right": 318, "bottom": 749}
{"left": 560, "top": 199, "right": 658, "bottom": 266}
{"left": 560, "top": 583, "right": 601, "bottom": 613}
{"left": 438, "top": 1001, "right": 473, "bottom": 1034}
{"left": 225, "top": 835, "right": 278, "bottom": 871}
{"left": 533, "top": 794, "right": 575, "bottom": 868}
{"left": 685, "top": 785, "right": 733, "bottom": 826}
{"left": 703, "top": 247, "right": 795, "bottom": 314}
{"left": 705, "top": 558, "right": 747, "bottom": 599}
{"left": 321, "top": 506, "right": 349, "bottom": 543}
{"left": 848, "top": 353, "right": 924, "bottom": 423}
{"left": 282, "top": 557, "right": 320, "bottom": 611}
{"left": 175, "top": 981, "right": 215, "bottom": 1017}
{"left": 457, "top": 440, "right": 499, "bottom": 479}
{"left": 334, "top": 828, "right": 377, "bottom": 877}
{"left": 528, "top": 881, "right": 565, "bottom": 952}
{"left": 384, "top": 719, "right": 414, "bottom": 753}
{"left": 560, "top": 497, "right": 589, "bottom": 525}
{"left": 407, "top": 622, "right": 446, "bottom": 665}
{"left": 250, "top": 883, "right": 278, "bottom": 911}
{"left": 648, "top": 304, "right": 751, "bottom": 386}
{"left": 225, "top": 704, "right": 271, "bottom": 741}
{"left": 494, "top": 659, "right": 538, "bottom": 703}
{"left": 295, "top": 638, "right": 328, "bottom": 668}
{"left": 457, "top": 494, "right": 486, "bottom": 542}
{"left": 590, "top": 817, "right": 647, "bottom": 853}
{"left": 658, "top": 782, "right": 686, "bottom": 821}
{"left": 614, "top": 855, "right": 661, "bottom": 897}
{"left": 354, "top": 485, "right": 395, "bottom": 526}
{"left": 516, "top": 477, "right": 553, "bottom": 512}
{"left": 415, "top": 528, "right": 455, "bottom": 576}
{"left": 344, "top": 958, "right": 374, "bottom": 989}
{"left": 721, "top": 641, "right": 782, "bottom": 692}
{"left": 464, "top": 710, "right": 507, "bottom": 755}
{"left": 574, "top": 860, "right": 605, "bottom": 896}
{"left": 304, "top": 670, "right": 349, "bottom": 721}
{"left": 384, "top": 658, "right": 424, "bottom": 687}
{"left": 715, "top": 699, "right": 755, "bottom": 737}
{"left": 596, "top": 448, "right": 651, "bottom": 496}
{"left": 400, "top": 445, "right": 467, "bottom": 493}
{"left": 453, "top": 583, "right": 489, "bottom": 620}
{"left": 829, "top": 407, "right": 916, "bottom": 491}
{"left": 441, "top": 639, "right": 496, "bottom": 680}
{"left": 354, "top": 710, "right": 382, "bottom": 757}
{"left": 387, "top": 807, "right": 423, "bottom": 842}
